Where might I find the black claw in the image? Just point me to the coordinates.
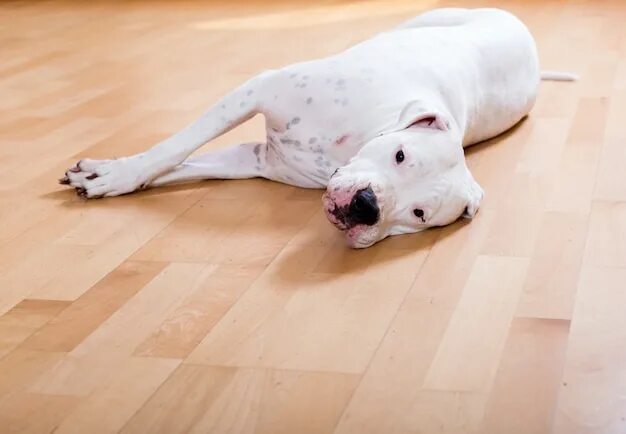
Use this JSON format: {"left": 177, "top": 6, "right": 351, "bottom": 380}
{"left": 86, "top": 173, "right": 98, "bottom": 180}
{"left": 76, "top": 187, "right": 87, "bottom": 198}
{"left": 59, "top": 176, "right": 70, "bottom": 185}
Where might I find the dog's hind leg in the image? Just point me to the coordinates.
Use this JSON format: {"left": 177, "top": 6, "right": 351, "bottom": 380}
{"left": 61, "top": 71, "right": 275, "bottom": 199}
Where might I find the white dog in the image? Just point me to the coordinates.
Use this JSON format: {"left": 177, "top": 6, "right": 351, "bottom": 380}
{"left": 60, "top": 8, "right": 575, "bottom": 248}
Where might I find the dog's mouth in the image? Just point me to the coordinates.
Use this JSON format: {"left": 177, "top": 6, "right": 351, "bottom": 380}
{"left": 324, "top": 199, "right": 353, "bottom": 231}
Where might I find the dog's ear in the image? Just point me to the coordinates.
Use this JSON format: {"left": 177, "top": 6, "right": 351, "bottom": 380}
{"left": 406, "top": 111, "right": 449, "bottom": 131}
{"left": 462, "top": 175, "right": 484, "bottom": 219}
{"left": 398, "top": 100, "right": 450, "bottom": 131}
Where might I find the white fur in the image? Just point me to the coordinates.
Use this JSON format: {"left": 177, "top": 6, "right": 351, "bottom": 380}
{"left": 61, "top": 8, "right": 574, "bottom": 247}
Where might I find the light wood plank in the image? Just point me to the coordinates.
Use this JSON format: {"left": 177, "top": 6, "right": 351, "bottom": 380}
{"left": 22, "top": 261, "right": 166, "bottom": 352}
{"left": 54, "top": 357, "right": 180, "bottom": 434}
{"left": 30, "top": 263, "right": 210, "bottom": 396}
{"left": 584, "top": 201, "right": 626, "bottom": 268}
{"left": 516, "top": 211, "right": 588, "bottom": 320}
{"left": 134, "top": 264, "right": 263, "bottom": 359}
{"left": 0, "top": 299, "right": 69, "bottom": 358}
{"left": 423, "top": 255, "right": 529, "bottom": 391}
{"left": 481, "top": 318, "right": 571, "bottom": 434}
{"left": 122, "top": 364, "right": 359, "bottom": 434}
{"left": 186, "top": 243, "right": 434, "bottom": 373}
{"left": 554, "top": 266, "right": 626, "bottom": 434}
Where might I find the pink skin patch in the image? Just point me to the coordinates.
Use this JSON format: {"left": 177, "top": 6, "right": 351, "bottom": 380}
{"left": 324, "top": 189, "right": 352, "bottom": 208}
{"left": 322, "top": 192, "right": 352, "bottom": 230}
{"left": 335, "top": 134, "right": 349, "bottom": 145}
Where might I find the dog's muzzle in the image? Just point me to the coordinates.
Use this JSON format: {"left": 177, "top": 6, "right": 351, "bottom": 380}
{"left": 324, "top": 186, "right": 380, "bottom": 230}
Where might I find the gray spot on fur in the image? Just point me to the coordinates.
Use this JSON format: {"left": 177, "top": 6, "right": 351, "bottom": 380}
{"left": 293, "top": 155, "right": 303, "bottom": 162}
{"left": 306, "top": 97, "right": 313, "bottom": 104}
{"left": 309, "top": 137, "right": 317, "bottom": 144}
{"left": 336, "top": 79, "right": 345, "bottom": 86}
{"left": 247, "top": 89, "right": 254, "bottom": 96}
{"left": 253, "top": 144, "right": 262, "bottom": 163}
{"left": 302, "top": 75, "right": 309, "bottom": 80}
{"left": 294, "top": 140, "right": 301, "bottom": 147}
{"left": 290, "top": 73, "right": 298, "bottom": 79}
{"left": 239, "top": 101, "right": 246, "bottom": 107}
{"left": 316, "top": 169, "right": 327, "bottom": 177}
{"left": 221, "top": 104, "right": 226, "bottom": 109}
{"left": 286, "top": 117, "right": 301, "bottom": 131}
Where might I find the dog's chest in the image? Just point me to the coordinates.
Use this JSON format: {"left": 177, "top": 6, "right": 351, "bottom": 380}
{"left": 265, "top": 124, "right": 361, "bottom": 187}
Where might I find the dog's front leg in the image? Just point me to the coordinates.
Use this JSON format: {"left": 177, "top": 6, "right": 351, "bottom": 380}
{"left": 148, "top": 141, "right": 271, "bottom": 187}
{"left": 60, "top": 71, "right": 273, "bottom": 198}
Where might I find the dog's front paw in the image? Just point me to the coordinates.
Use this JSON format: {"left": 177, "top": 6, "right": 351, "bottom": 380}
{"left": 60, "top": 157, "right": 148, "bottom": 199}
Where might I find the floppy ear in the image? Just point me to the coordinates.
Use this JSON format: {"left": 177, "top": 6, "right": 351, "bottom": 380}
{"left": 406, "top": 111, "right": 449, "bottom": 131}
{"left": 462, "top": 176, "right": 484, "bottom": 219}
{"left": 398, "top": 100, "right": 450, "bottom": 131}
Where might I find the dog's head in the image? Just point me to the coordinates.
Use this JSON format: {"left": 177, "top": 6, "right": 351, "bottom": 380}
{"left": 323, "top": 101, "right": 483, "bottom": 248}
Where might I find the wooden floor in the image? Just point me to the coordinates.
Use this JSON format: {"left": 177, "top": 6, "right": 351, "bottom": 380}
{"left": 1, "top": 0, "right": 625, "bottom": 432}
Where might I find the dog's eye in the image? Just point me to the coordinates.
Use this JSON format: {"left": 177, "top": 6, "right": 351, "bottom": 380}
{"left": 413, "top": 208, "right": 424, "bottom": 219}
{"left": 395, "top": 150, "right": 405, "bottom": 164}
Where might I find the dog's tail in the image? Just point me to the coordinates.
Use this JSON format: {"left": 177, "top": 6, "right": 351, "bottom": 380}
{"left": 540, "top": 70, "right": 579, "bottom": 81}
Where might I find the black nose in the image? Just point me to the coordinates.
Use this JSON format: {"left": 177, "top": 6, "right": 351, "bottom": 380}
{"left": 348, "top": 187, "right": 379, "bottom": 226}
